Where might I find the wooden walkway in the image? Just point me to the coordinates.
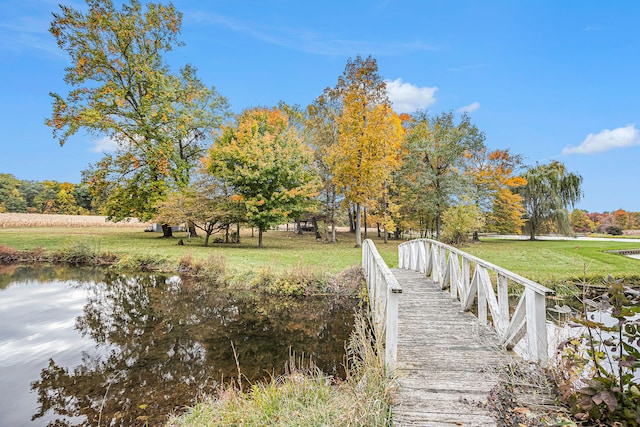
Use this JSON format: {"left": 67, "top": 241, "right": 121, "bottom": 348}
{"left": 391, "top": 268, "right": 513, "bottom": 427}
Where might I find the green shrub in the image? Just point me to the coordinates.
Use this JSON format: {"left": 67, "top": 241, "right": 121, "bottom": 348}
{"left": 606, "top": 226, "right": 624, "bottom": 235}
{"left": 113, "top": 254, "right": 167, "bottom": 271}
{"left": 198, "top": 254, "right": 228, "bottom": 284}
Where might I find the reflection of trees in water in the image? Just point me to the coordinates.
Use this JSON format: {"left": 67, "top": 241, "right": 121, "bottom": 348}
{"left": 0, "top": 264, "right": 105, "bottom": 289}
{"left": 29, "top": 271, "right": 356, "bottom": 426}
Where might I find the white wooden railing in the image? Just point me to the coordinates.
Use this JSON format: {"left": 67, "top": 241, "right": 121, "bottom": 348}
{"left": 362, "top": 239, "right": 403, "bottom": 373}
{"left": 398, "top": 238, "right": 555, "bottom": 364}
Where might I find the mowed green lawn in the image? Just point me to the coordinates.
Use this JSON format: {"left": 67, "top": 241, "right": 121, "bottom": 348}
{"left": 465, "top": 237, "right": 640, "bottom": 285}
{"left": 0, "top": 225, "right": 638, "bottom": 284}
{"left": 0, "top": 226, "right": 401, "bottom": 273}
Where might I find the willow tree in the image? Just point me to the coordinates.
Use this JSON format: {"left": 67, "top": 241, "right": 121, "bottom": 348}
{"left": 207, "top": 107, "right": 318, "bottom": 248}
{"left": 517, "top": 161, "right": 583, "bottom": 240}
{"left": 328, "top": 55, "right": 404, "bottom": 247}
{"left": 47, "top": 0, "right": 228, "bottom": 223}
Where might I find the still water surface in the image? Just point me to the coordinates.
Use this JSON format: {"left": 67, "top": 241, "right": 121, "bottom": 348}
{"left": 0, "top": 265, "right": 357, "bottom": 426}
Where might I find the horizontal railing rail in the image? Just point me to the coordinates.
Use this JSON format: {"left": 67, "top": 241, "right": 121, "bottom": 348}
{"left": 398, "top": 238, "right": 555, "bottom": 364}
{"left": 362, "top": 239, "right": 403, "bottom": 373}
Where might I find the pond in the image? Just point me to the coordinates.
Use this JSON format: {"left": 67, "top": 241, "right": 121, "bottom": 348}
{"left": 0, "top": 265, "right": 358, "bottom": 426}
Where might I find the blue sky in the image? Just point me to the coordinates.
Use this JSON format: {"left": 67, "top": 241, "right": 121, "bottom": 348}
{"left": 1, "top": 0, "right": 639, "bottom": 212}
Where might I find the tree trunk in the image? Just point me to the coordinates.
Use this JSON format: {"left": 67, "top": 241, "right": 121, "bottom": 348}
{"left": 473, "top": 231, "right": 480, "bottom": 242}
{"left": 324, "top": 187, "right": 330, "bottom": 242}
{"left": 296, "top": 218, "right": 303, "bottom": 235}
{"left": 364, "top": 207, "right": 368, "bottom": 239}
{"left": 161, "top": 224, "right": 173, "bottom": 238}
{"left": 204, "top": 232, "right": 211, "bottom": 247}
{"left": 384, "top": 225, "right": 388, "bottom": 243}
{"left": 225, "top": 224, "right": 230, "bottom": 243}
{"left": 188, "top": 221, "right": 198, "bottom": 237}
{"left": 330, "top": 188, "right": 337, "bottom": 242}
{"left": 236, "top": 223, "right": 241, "bottom": 243}
{"left": 258, "top": 228, "right": 264, "bottom": 248}
{"left": 311, "top": 216, "right": 321, "bottom": 240}
{"left": 348, "top": 209, "right": 355, "bottom": 233}
{"left": 436, "top": 210, "right": 441, "bottom": 240}
{"left": 355, "top": 203, "right": 362, "bottom": 247}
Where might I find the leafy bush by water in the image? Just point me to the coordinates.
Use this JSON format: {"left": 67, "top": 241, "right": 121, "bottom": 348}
{"left": 555, "top": 275, "right": 640, "bottom": 425}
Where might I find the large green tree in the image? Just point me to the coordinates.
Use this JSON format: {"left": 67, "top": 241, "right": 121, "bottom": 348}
{"left": 207, "top": 107, "right": 318, "bottom": 248}
{"left": 47, "top": 0, "right": 228, "bottom": 222}
{"left": 0, "top": 174, "right": 27, "bottom": 213}
{"left": 517, "top": 161, "right": 583, "bottom": 240}
{"left": 401, "top": 111, "right": 485, "bottom": 239}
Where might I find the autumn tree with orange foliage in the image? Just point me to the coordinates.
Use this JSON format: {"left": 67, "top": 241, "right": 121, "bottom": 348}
{"left": 612, "top": 209, "right": 631, "bottom": 230}
{"left": 326, "top": 56, "right": 404, "bottom": 247}
{"left": 465, "top": 148, "right": 527, "bottom": 236}
{"left": 207, "top": 107, "right": 318, "bottom": 248}
{"left": 47, "top": 0, "right": 228, "bottom": 224}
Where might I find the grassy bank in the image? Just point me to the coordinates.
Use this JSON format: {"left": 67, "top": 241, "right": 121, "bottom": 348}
{"left": 0, "top": 222, "right": 637, "bottom": 285}
{"left": 0, "top": 225, "right": 401, "bottom": 273}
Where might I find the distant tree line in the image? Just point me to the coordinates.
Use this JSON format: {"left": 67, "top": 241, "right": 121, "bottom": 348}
{"left": 570, "top": 209, "right": 640, "bottom": 235}
{"left": 0, "top": 174, "right": 97, "bottom": 215}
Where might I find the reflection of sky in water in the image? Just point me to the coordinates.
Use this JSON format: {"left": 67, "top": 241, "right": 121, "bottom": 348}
{"left": 0, "top": 279, "right": 96, "bottom": 426}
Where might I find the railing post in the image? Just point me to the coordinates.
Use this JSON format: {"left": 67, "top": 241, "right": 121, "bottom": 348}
{"left": 385, "top": 285, "right": 401, "bottom": 372}
{"left": 525, "top": 288, "right": 549, "bottom": 365}
{"left": 461, "top": 257, "right": 470, "bottom": 297}
{"left": 477, "top": 267, "right": 488, "bottom": 325}
{"left": 418, "top": 240, "right": 427, "bottom": 273}
{"left": 497, "top": 274, "right": 509, "bottom": 334}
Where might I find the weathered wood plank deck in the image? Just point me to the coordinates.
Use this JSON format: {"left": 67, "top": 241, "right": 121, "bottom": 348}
{"left": 391, "top": 268, "right": 513, "bottom": 427}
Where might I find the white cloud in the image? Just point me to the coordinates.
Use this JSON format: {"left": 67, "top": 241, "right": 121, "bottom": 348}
{"left": 91, "top": 136, "right": 119, "bottom": 153}
{"left": 457, "top": 101, "right": 480, "bottom": 113}
{"left": 385, "top": 79, "right": 437, "bottom": 114}
{"left": 562, "top": 124, "right": 640, "bottom": 155}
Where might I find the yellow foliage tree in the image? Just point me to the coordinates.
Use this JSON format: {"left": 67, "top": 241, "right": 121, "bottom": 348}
{"left": 327, "top": 56, "right": 404, "bottom": 247}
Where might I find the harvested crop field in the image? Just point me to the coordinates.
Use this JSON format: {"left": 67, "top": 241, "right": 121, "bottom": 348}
{"left": 0, "top": 213, "right": 149, "bottom": 228}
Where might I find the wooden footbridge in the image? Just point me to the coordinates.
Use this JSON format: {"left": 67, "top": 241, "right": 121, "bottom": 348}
{"left": 362, "top": 238, "right": 555, "bottom": 426}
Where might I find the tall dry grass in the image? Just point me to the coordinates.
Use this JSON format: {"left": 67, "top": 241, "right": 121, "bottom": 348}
{"left": 0, "top": 213, "right": 149, "bottom": 228}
